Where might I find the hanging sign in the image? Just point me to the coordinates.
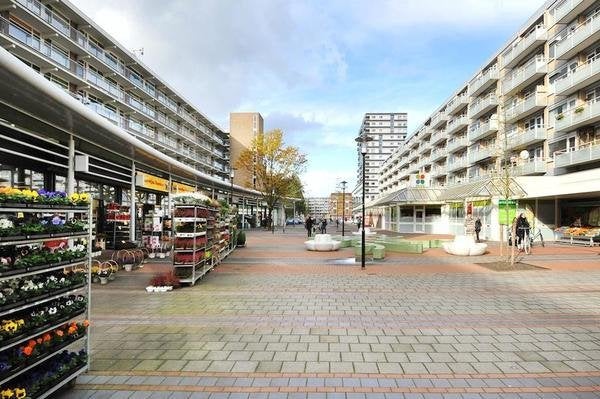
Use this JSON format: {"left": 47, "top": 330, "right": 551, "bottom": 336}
{"left": 498, "top": 199, "right": 517, "bottom": 224}
{"left": 172, "top": 182, "right": 195, "bottom": 193}
{"left": 135, "top": 172, "right": 169, "bottom": 192}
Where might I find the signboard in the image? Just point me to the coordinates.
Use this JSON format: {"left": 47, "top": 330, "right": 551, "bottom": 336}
{"left": 135, "top": 172, "right": 169, "bottom": 192}
{"left": 172, "top": 182, "right": 195, "bottom": 193}
{"left": 410, "top": 173, "right": 430, "bottom": 187}
{"left": 498, "top": 199, "right": 517, "bottom": 225}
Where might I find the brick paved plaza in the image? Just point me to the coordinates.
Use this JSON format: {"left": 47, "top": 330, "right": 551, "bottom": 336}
{"left": 58, "top": 228, "right": 600, "bottom": 398}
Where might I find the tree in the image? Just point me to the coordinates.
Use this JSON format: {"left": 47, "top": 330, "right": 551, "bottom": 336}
{"left": 235, "top": 129, "right": 307, "bottom": 228}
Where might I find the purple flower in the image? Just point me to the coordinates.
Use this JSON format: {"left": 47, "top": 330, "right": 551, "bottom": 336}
{"left": 57, "top": 191, "right": 67, "bottom": 198}
{"left": 41, "top": 220, "right": 48, "bottom": 225}
{"left": 52, "top": 216, "right": 62, "bottom": 226}
{"left": 37, "top": 189, "right": 47, "bottom": 196}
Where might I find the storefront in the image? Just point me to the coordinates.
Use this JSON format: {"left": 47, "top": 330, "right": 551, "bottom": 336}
{"left": 373, "top": 187, "right": 445, "bottom": 233}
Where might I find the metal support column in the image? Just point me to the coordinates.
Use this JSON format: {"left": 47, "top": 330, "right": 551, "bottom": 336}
{"left": 67, "top": 135, "right": 75, "bottom": 194}
{"left": 130, "top": 163, "right": 136, "bottom": 242}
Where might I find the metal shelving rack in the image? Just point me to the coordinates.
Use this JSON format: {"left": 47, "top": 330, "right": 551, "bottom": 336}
{"left": 0, "top": 203, "right": 92, "bottom": 397}
{"left": 172, "top": 205, "right": 208, "bottom": 285}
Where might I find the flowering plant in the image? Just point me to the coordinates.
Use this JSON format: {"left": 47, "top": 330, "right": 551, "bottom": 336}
{"left": 68, "top": 192, "right": 90, "bottom": 206}
{"left": 36, "top": 189, "right": 68, "bottom": 205}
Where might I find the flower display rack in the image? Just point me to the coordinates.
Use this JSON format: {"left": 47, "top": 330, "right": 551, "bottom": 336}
{"left": 0, "top": 201, "right": 91, "bottom": 398}
{"left": 172, "top": 205, "right": 210, "bottom": 285}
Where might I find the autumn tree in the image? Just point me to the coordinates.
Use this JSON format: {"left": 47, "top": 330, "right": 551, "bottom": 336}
{"left": 235, "top": 129, "right": 307, "bottom": 227}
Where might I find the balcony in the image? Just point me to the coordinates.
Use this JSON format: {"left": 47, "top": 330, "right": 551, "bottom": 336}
{"left": 469, "top": 66, "right": 499, "bottom": 97}
{"left": 447, "top": 157, "right": 469, "bottom": 173}
{"left": 446, "top": 136, "right": 469, "bottom": 153}
{"left": 469, "top": 93, "right": 498, "bottom": 119}
{"left": 554, "top": 56, "right": 600, "bottom": 96}
{"left": 430, "top": 165, "right": 447, "bottom": 177}
{"left": 430, "top": 129, "right": 447, "bottom": 145}
{"left": 506, "top": 127, "right": 546, "bottom": 150}
{"left": 513, "top": 158, "right": 547, "bottom": 175}
{"left": 446, "top": 115, "right": 469, "bottom": 135}
{"left": 502, "top": 56, "right": 547, "bottom": 96}
{"left": 554, "top": 141, "right": 600, "bottom": 167}
{"left": 555, "top": 100, "right": 600, "bottom": 133}
{"left": 468, "top": 119, "right": 499, "bottom": 142}
{"left": 555, "top": 9, "right": 600, "bottom": 60}
{"left": 430, "top": 111, "right": 448, "bottom": 129}
{"left": 430, "top": 148, "right": 447, "bottom": 162}
{"left": 553, "top": 0, "right": 597, "bottom": 23}
{"left": 504, "top": 90, "right": 547, "bottom": 123}
{"left": 446, "top": 93, "right": 470, "bottom": 115}
{"left": 468, "top": 146, "right": 496, "bottom": 164}
{"left": 501, "top": 25, "right": 547, "bottom": 69}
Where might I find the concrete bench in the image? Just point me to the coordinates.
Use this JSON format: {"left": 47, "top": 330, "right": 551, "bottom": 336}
{"left": 374, "top": 240, "right": 423, "bottom": 254}
{"left": 353, "top": 242, "right": 385, "bottom": 260}
{"left": 305, "top": 234, "right": 341, "bottom": 251}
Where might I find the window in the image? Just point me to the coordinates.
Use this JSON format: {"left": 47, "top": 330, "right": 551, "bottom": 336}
{"left": 524, "top": 114, "right": 544, "bottom": 130}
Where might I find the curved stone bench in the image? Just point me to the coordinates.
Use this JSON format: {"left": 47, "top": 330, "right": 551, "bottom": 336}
{"left": 305, "top": 234, "right": 341, "bottom": 251}
{"left": 353, "top": 242, "right": 385, "bottom": 260}
{"left": 442, "top": 235, "right": 487, "bottom": 256}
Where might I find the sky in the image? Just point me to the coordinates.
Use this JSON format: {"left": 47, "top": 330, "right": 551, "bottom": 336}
{"left": 74, "top": 0, "right": 545, "bottom": 197}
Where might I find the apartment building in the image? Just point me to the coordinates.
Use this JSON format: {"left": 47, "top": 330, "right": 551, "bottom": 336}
{"left": 0, "top": 0, "right": 260, "bottom": 239}
{"left": 306, "top": 197, "right": 330, "bottom": 219}
{"left": 372, "top": 0, "right": 600, "bottom": 241}
{"left": 353, "top": 112, "right": 407, "bottom": 212}
{"left": 229, "top": 112, "right": 264, "bottom": 189}
{"left": 329, "top": 192, "right": 354, "bottom": 220}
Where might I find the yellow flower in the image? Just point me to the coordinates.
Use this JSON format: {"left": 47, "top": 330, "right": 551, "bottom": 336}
{"left": 79, "top": 193, "right": 90, "bottom": 202}
{"left": 8, "top": 188, "right": 21, "bottom": 195}
{"left": 0, "top": 187, "right": 10, "bottom": 194}
{"left": 69, "top": 193, "right": 80, "bottom": 202}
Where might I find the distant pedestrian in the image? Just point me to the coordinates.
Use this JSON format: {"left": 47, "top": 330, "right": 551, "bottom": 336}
{"left": 357, "top": 217, "right": 362, "bottom": 231}
{"left": 336, "top": 218, "right": 339, "bottom": 230}
{"left": 305, "top": 216, "right": 314, "bottom": 238}
{"left": 474, "top": 218, "right": 482, "bottom": 242}
{"left": 321, "top": 218, "right": 327, "bottom": 234}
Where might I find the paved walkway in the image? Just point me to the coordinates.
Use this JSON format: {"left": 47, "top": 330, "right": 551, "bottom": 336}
{"left": 57, "top": 228, "right": 600, "bottom": 398}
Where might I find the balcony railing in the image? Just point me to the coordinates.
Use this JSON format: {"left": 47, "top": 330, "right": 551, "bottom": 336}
{"left": 469, "top": 93, "right": 498, "bottom": 119}
{"left": 468, "top": 146, "right": 496, "bottom": 164}
{"left": 446, "top": 158, "right": 468, "bottom": 172}
{"left": 430, "top": 111, "right": 448, "bottom": 128}
{"left": 430, "top": 129, "right": 447, "bottom": 145}
{"left": 502, "top": 56, "right": 547, "bottom": 95}
{"left": 504, "top": 90, "right": 547, "bottom": 123}
{"left": 513, "top": 158, "right": 547, "bottom": 175}
{"left": 555, "top": 8, "right": 600, "bottom": 59}
{"left": 552, "top": 0, "right": 593, "bottom": 24}
{"left": 554, "top": 56, "right": 600, "bottom": 96}
{"left": 446, "top": 136, "right": 469, "bottom": 153}
{"left": 469, "top": 66, "right": 499, "bottom": 96}
{"left": 554, "top": 140, "right": 600, "bottom": 167}
{"left": 506, "top": 127, "right": 546, "bottom": 150}
{"left": 446, "top": 115, "right": 469, "bottom": 135}
{"left": 555, "top": 100, "right": 600, "bottom": 133}
{"left": 501, "top": 25, "right": 546, "bottom": 69}
{"left": 468, "top": 119, "right": 499, "bottom": 142}
{"left": 446, "top": 93, "right": 470, "bottom": 115}
{"left": 430, "top": 148, "right": 447, "bottom": 162}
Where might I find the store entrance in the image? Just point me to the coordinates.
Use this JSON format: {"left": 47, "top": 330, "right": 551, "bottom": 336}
{"left": 415, "top": 208, "right": 425, "bottom": 233}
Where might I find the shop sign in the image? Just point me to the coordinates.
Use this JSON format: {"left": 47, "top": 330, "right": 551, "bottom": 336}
{"left": 472, "top": 199, "right": 491, "bottom": 207}
{"left": 136, "top": 172, "right": 168, "bottom": 192}
{"left": 172, "top": 182, "right": 195, "bottom": 193}
{"left": 498, "top": 199, "right": 517, "bottom": 224}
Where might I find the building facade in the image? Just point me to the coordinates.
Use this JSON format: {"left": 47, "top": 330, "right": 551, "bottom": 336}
{"left": 371, "top": 0, "right": 600, "bottom": 242}
{"left": 354, "top": 112, "right": 408, "bottom": 210}
{"left": 329, "top": 192, "right": 354, "bottom": 220}
{"left": 0, "top": 0, "right": 262, "bottom": 241}
{"left": 229, "top": 112, "right": 264, "bottom": 188}
{"left": 306, "top": 197, "right": 330, "bottom": 219}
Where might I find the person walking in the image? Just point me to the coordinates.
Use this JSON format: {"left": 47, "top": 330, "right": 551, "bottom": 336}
{"left": 357, "top": 217, "right": 362, "bottom": 231}
{"left": 321, "top": 218, "right": 327, "bottom": 234}
{"left": 474, "top": 217, "right": 482, "bottom": 242}
{"left": 305, "top": 216, "right": 314, "bottom": 238}
{"left": 516, "top": 213, "right": 530, "bottom": 249}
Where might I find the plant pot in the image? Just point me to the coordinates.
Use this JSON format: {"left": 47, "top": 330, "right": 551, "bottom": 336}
{"left": 148, "top": 252, "right": 156, "bottom": 259}
{"left": 123, "top": 264, "right": 133, "bottom": 272}
{"left": 145, "top": 286, "right": 155, "bottom": 292}
{"left": 91, "top": 275, "right": 100, "bottom": 284}
{"left": 158, "top": 253, "right": 165, "bottom": 259}
{"left": 108, "top": 272, "right": 116, "bottom": 281}
{"left": 99, "top": 277, "right": 108, "bottom": 285}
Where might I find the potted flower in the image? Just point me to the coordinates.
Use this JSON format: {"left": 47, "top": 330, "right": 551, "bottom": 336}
{"left": 97, "top": 268, "right": 110, "bottom": 285}
{"left": 556, "top": 113, "right": 564, "bottom": 120}
{"left": 116, "top": 250, "right": 136, "bottom": 271}
{"left": 68, "top": 192, "right": 91, "bottom": 207}
{"left": 236, "top": 230, "right": 246, "bottom": 247}
{"left": 575, "top": 106, "right": 585, "bottom": 114}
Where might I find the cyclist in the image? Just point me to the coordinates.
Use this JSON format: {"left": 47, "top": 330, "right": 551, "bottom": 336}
{"left": 516, "top": 213, "right": 530, "bottom": 249}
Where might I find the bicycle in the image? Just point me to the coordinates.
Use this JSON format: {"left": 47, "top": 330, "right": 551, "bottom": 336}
{"left": 518, "top": 227, "right": 531, "bottom": 254}
{"left": 529, "top": 228, "right": 545, "bottom": 247}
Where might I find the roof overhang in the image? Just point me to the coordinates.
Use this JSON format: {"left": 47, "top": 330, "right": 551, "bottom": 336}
{"left": 0, "top": 46, "right": 260, "bottom": 196}
{"left": 367, "top": 187, "right": 445, "bottom": 208}
{"left": 439, "top": 176, "right": 527, "bottom": 201}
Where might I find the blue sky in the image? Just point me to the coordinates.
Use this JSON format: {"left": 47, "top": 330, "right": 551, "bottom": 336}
{"left": 75, "top": 0, "right": 545, "bottom": 196}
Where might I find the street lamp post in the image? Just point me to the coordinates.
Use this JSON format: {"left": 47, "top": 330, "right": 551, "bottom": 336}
{"left": 230, "top": 169, "right": 235, "bottom": 205}
{"left": 271, "top": 188, "right": 275, "bottom": 235}
{"left": 355, "top": 135, "right": 373, "bottom": 269}
{"left": 340, "top": 180, "right": 347, "bottom": 236}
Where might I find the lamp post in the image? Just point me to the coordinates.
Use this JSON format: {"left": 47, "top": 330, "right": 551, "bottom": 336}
{"left": 355, "top": 135, "right": 373, "bottom": 269}
{"left": 271, "top": 188, "right": 275, "bottom": 234}
{"left": 340, "top": 180, "right": 347, "bottom": 236}
{"left": 230, "top": 169, "right": 235, "bottom": 205}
